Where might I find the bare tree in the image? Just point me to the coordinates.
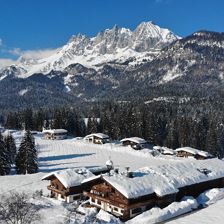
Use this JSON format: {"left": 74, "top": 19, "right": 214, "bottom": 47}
{"left": 0, "top": 192, "right": 40, "bottom": 224}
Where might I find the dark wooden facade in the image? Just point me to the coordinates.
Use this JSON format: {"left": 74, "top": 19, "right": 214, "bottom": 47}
{"left": 86, "top": 136, "right": 110, "bottom": 144}
{"left": 176, "top": 177, "right": 224, "bottom": 200}
{"left": 83, "top": 176, "right": 224, "bottom": 220}
{"left": 83, "top": 177, "right": 175, "bottom": 220}
{"left": 176, "top": 150, "right": 195, "bottom": 158}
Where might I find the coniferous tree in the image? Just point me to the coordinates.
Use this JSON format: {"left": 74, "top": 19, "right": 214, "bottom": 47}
{"left": 33, "top": 110, "right": 45, "bottom": 131}
{"left": 164, "top": 119, "right": 179, "bottom": 149}
{"left": 15, "top": 131, "right": 38, "bottom": 174}
{"left": 23, "top": 109, "right": 34, "bottom": 130}
{"left": 77, "top": 118, "right": 86, "bottom": 137}
{"left": 86, "top": 117, "right": 98, "bottom": 134}
{"left": 0, "top": 133, "right": 11, "bottom": 175}
{"left": 3, "top": 133, "right": 17, "bottom": 165}
{"left": 206, "top": 122, "right": 218, "bottom": 157}
{"left": 52, "top": 109, "right": 63, "bottom": 129}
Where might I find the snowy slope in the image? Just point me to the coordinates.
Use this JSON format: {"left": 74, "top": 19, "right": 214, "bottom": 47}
{"left": 1, "top": 132, "right": 224, "bottom": 223}
{"left": 0, "top": 21, "right": 180, "bottom": 78}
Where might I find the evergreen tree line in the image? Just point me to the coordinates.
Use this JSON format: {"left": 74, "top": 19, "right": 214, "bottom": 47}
{"left": 0, "top": 130, "right": 38, "bottom": 176}
{"left": 2, "top": 101, "right": 224, "bottom": 158}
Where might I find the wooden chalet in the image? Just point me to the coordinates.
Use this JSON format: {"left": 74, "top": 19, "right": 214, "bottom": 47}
{"left": 83, "top": 175, "right": 176, "bottom": 220}
{"left": 176, "top": 147, "right": 212, "bottom": 160}
{"left": 120, "top": 137, "right": 147, "bottom": 150}
{"left": 83, "top": 158, "right": 224, "bottom": 220}
{"left": 42, "top": 166, "right": 112, "bottom": 203}
{"left": 42, "top": 129, "right": 68, "bottom": 140}
{"left": 84, "top": 133, "right": 110, "bottom": 144}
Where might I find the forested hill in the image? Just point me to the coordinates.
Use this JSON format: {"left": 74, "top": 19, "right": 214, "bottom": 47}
{"left": 2, "top": 100, "right": 224, "bottom": 158}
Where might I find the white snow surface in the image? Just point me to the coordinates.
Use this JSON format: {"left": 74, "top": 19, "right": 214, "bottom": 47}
{"left": 96, "top": 209, "right": 121, "bottom": 223}
{"left": 18, "top": 88, "right": 29, "bottom": 96}
{"left": 1, "top": 131, "right": 224, "bottom": 223}
{"left": 127, "top": 197, "right": 198, "bottom": 224}
{"left": 168, "top": 188, "right": 224, "bottom": 224}
{"left": 42, "top": 129, "right": 68, "bottom": 134}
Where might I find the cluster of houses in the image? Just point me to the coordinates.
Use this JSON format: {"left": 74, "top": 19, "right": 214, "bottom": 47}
{"left": 41, "top": 130, "right": 218, "bottom": 220}
{"left": 42, "top": 158, "right": 224, "bottom": 220}
{"left": 42, "top": 129, "right": 213, "bottom": 160}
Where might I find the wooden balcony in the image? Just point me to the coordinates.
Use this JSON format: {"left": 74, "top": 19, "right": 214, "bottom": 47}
{"left": 47, "top": 185, "right": 67, "bottom": 195}
{"left": 83, "top": 191, "right": 127, "bottom": 208}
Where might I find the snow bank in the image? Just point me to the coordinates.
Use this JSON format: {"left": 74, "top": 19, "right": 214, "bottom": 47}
{"left": 96, "top": 209, "right": 121, "bottom": 223}
{"left": 197, "top": 188, "right": 224, "bottom": 206}
{"left": 127, "top": 197, "right": 198, "bottom": 224}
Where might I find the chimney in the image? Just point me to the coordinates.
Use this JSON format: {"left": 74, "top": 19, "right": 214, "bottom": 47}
{"left": 114, "top": 168, "right": 119, "bottom": 174}
{"left": 125, "top": 167, "right": 133, "bottom": 178}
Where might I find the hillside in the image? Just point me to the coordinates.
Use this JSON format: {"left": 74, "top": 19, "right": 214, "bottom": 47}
{"left": 1, "top": 131, "right": 224, "bottom": 223}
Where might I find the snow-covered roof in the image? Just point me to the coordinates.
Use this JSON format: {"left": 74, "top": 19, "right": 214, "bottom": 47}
{"left": 83, "top": 158, "right": 224, "bottom": 199}
{"left": 153, "top": 146, "right": 162, "bottom": 151}
{"left": 42, "top": 168, "right": 94, "bottom": 188}
{"left": 103, "top": 171, "right": 177, "bottom": 198}
{"left": 84, "top": 133, "right": 109, "bottom": 139}
{"left": 88, "top": 166, "right": 110, "bottom": 174}
{"left": 161, "top": 147, "right": 175, "bottom": 155}
{"left": 42, "top": 129, "right": 68, "bottom": 134}
{"left": 120, "top": 137, "right": 147, "bottom": 144}
{"left": 105, "top": 159, "right": 114, "bottom": 167}
{"left": 176, "top": 147, "right": 211, "bottom": 157}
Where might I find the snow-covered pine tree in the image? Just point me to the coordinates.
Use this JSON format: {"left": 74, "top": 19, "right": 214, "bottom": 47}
{"left": 15, "top": 130, "right": 38, "bottom": 174}
{"left": 3, "top": 133, "right": 17, "bottom": 164}
{"left": 86, "top": 117, "right": 98, "bottom": 134}
{"left": 0, "top": 133, "right": 11, "bottom": 175}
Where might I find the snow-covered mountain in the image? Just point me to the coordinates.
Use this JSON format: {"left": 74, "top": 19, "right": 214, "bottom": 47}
{"left": 1, "top": 23, "right": 224, "bottom": 111}
{"left": 0, "top": 21, "right": 180, "bottom": 78}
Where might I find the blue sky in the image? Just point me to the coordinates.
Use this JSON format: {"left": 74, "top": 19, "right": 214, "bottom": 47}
{"left": 0, "top": 0, "right": 224, "bottom": 65}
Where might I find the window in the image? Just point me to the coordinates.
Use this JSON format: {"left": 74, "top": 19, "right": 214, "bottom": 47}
{"left": 97, "top": 200, "right": 101, "bottom": 205}
{"left": 91, "top": 198, "right": 95, "bottom": 203}
{"left": 113, "top": 207, "right": 118, "bottom": 212}
{"left": 132, "top": 207, "right": 142, "bottom": 214}
{"left": 73, "top": 195, "right": 80, "bottom": 200}
{"left": 61, "top": 195, "right": 65, "bottom": 199}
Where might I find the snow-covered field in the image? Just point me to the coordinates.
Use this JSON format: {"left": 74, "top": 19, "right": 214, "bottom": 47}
{"left": 1, "top": 131, "right": 224, "bottom": 223}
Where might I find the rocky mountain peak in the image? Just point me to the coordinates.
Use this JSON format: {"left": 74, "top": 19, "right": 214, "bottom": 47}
{"left": 0, "top": 21, "right": 180, "bottom": 78}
